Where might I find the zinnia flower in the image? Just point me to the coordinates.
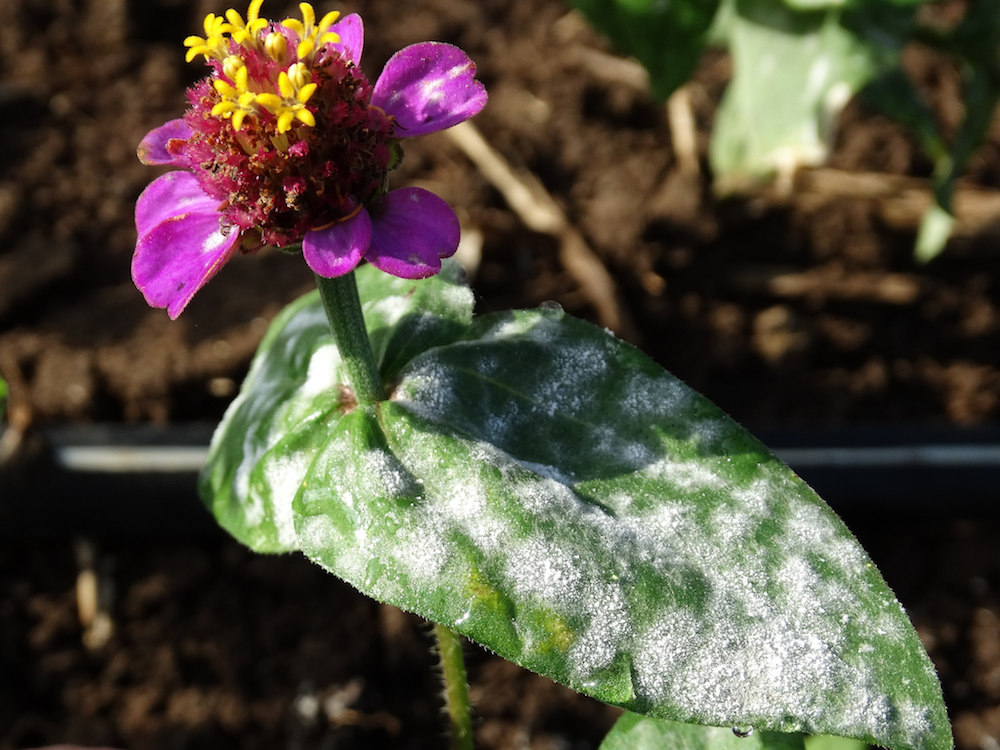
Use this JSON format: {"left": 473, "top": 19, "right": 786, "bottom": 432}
{"left": 134, "top": 1, "right": 487, "bottom": 318}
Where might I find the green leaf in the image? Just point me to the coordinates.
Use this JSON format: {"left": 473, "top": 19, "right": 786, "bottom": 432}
{"left": 914, "top": 203, "right": 955, "bottom": 263}
{"left": 782, "top": 0, "right": 845, "bottom": 10}
{"left": 0, "top": 376, "right": 6, "bottom": 422}
{"left": 710, "top": 0, "right": 890, "bottom": 186}
{"left": 805, "top": 734, "right": 871, "bottom": 750}
{"left": 569, "top": 0, "right": 721, "bottom": 100}
{"left": 599, "top": 712, "right": 806, "bottom": 749}
{"left": 785, "top": 0, "right": 925, "bottom": 8}
{"left": 857, "top": 4, "right": 1000, "bottom": 260}
{"left": 921, "top": 62, "right": 1000, "bottom": 258}
{"left": 203, "top": 275, "right": 950, "bottom": 750}
{"left": 199, "top": 260, "right": 473, "bottom": 552}
{"left": 355, "top": 259, "right": 474, "bottom": 383}
{"left": 860, "top": 69, "right": 944, "bottom": 161}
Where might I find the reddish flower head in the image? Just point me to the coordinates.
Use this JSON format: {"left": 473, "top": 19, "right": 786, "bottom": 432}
{"left": 134, "top": 1, "right": 487, "bottom": 318}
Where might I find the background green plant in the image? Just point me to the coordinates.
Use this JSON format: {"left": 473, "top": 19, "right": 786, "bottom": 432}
{"left": 569, "top": 0, "right": 1000, "bottom": 260}
{"left": 599, "top": 714, "right": 873, "bottom": 750}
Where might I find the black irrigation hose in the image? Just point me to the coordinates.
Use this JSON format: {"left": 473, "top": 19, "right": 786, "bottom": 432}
{"left": 1, "top": 423, "right": 999, "bottom": 539}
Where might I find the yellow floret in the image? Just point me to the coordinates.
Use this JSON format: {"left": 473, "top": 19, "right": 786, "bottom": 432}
{"left": 183, "top": 13, "right": 232, "bottom": 62}
{"left": 226, "top": 0, "right": 268, "bottom": 47}
{"left": 190, "top": 1, "right": 341, "bottom": 137}
{"left": 253, "top": 63, "right": 317, "bottom": 134}
{"left": 281, "top": 2, "right": 340, "bottom": 62}
{"left": 222, "top": 55, "right": 248, "bottom": 87}
{"left": 264, "top": 31, "right": 287, "bottom": 62}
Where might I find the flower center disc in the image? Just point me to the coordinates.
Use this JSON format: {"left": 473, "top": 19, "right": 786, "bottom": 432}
{"left": 177, "top": 2, "right": 395, "bottom": 248}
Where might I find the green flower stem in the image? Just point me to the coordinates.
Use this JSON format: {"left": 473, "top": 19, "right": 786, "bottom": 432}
{"left": 314, "top": 271, "right": 382, "bottom": 406}
{"left": 433, "top": 623, "right": 475, "bottom": 750}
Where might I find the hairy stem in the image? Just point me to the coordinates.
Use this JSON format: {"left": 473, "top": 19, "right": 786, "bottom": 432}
{"left": 314, "top": 271, "right": 382, "bottom": 406}
{"left": 434, "top": 623, "right": 475, "bottom": 750}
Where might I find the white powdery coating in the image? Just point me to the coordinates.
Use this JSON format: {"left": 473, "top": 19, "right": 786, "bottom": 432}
{"left": 366, "top": 294, "right": 410, "bottom": 326}
{"left": 591, "top": 424, "right": 655, "bottom": 470}
{"left": 318, "top": 402, "right": 928, "bottom": 746}
{"left": 895, "top": 698, "right": 935, "bottom": 741}
{"left": 616, "top": 482, "right": 912, "bottom": 740}
{"left": 528, "top": 341, "right": 608, "bottom": 417}
{"left": 704, "top": 476, "right": 779, "bottom": 554}
{"left": 394, "top": 361, "right": 457, "bottom": 418}
{"left": 345, "top": 430, "right": 507, "bottom": 596}
{"left": 220, "top": 303, "right": 330, "bottom": 531}
{"left": 482, "top": 406, "right": 519, "bottom": 445}
{"left": 358, "top": 448, "right": 413, "bottom": 499}
{"left": 379, "top": 318, "right": 928, "bottom": 743}
{"left": 242, "top": 341, "right": 342, "bottom": 532}
{"left": 265, "top": 451, "right": 314, "bottom": 548}
{"left": 476, "top": 353, "right": 502, "bottom": 377}
{"left": 508, "top": 472, "right": 587, "bottom": 519}
{"left": 298, "top": 343, "right": 344, "bottom": 399}
{"left": 631, "top": 609, "right": 841, "bottom": 728}
{"left": 620, "top": 370, "right": 692, "bottom": 419}
{"left": 297, "top": 512, "right": 355, "bottom": 576}
{"left": 782, "top": 497, "right": 868, "bottom": 573}
{"left": 394, "top": 522, "right": 450, "bottom": 581}
{"left": 438, "top": 279, "right": 475, "bottom": 315}
{"left": 689, "top": 417, "right": 729, "bottom": 452}
{"left": 568, "top": 580, "right": 631, "bottom": 678}
{"left": 517, "top": 459, "right": 576, "bottom": 486}
{"left": 505, "top": 537, "right": 583, "bottom": 605}
{"left": 437, "top": 468, "right": 508, "bottom": 554}
{"left": 233, "top": 420, "right": 267, "bottom": 527}
{"left": 643, "top": 454, "right": 731, "bottom": 493}
{"left": 481, "top": 444, "right": 907, "bottom": 739}
{"left": 389, "top": 463, "right": 502, "bottom": 585}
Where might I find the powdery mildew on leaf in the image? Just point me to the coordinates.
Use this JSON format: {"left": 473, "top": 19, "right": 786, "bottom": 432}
{"left": 201, "top": 261, "right": 473, "bottom": 553}
{"left": 357, "top": 258, "right": 474, "bottom": 377}
{"left": 205, "top": 278, "right": 950, "bottom": 750}
{"left": 202, "top": 292, "right": 342, "bottom": 552}
{"left": 379, "top": 311, "right": 946, "bottom": 750}
{"left": 297, "top": 394, "right": 942, "bottom": 749}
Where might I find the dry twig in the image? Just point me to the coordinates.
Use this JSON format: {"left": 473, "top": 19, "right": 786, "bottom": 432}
{"left": 444, "top": 121, "right": 638, "bottom": 340}
{"left": 791, "top": 168, "right": 1000, "bottom": 238}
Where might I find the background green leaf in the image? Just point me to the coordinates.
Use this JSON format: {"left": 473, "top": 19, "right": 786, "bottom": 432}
{"left": 710, "top": 0, "right": 890, "bottom": 186}
{"left": 599, "top": 712, "right": 807, "bottom": 750}
{"left": 569, "top": 0, "right": 721, "bottom": 100}
{"left": 805, "top": 734, "right": 871, "bottom": 750}
{"left": 574, "top": 0, "right": 998, "bottom": 258}
{"left": 781, "top": 0, "right": 844, "bottom": 10}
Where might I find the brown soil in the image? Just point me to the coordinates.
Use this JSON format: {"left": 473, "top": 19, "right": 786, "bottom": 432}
{"left": 1, "top": 0, "right": 999, "bottom": 748}
{"left": 1, "top": 517, "right": 997, "bottom": 750}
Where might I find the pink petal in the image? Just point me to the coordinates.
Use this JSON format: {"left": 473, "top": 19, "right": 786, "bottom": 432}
{"left": 132, "top": 208, "right": 239, "bottom": 319}
{"left": 329, "top": 13, "right": 364, "bottom": 67}
{"left": 372, "top": 43, "right": 487, "bottom": 137}
{"left": 135, "top": 171, "right": 217, "bottom": 238}
{"left": 137, "top": 119, "right": 192, "bottom": 166}
{"left": 303, "top": 209, "right": 372, "bottom": 277}
{"left": 367, "top": 188, "right": 460, "bottom": 278}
